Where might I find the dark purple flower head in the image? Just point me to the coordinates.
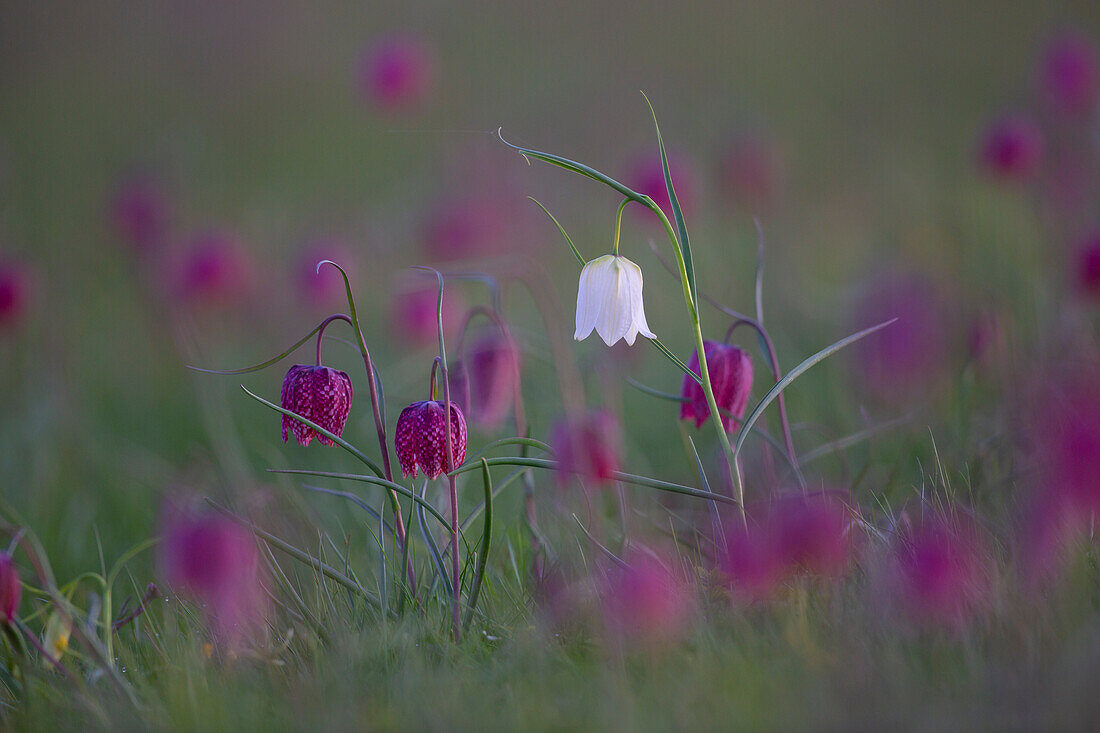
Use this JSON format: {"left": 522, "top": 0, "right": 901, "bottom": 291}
{"left": 1036, "top": 31, "right": 1099, "bottom": 116}
{"left": 280, "top": 365, "right": 353, "bottom": 447}
{"left": 108, "top": 174, "right": 171, "bottom": 252}
{"left": 601, "top": 552, "right": 691, "bottom": 645}
{"left": 159, "top": 508, "right": 265, "bottom": 645}
{"left": 394, "top": 400, "right": 467, "bottom": 479}
{"left": 0, "top": 262, "right": 30, "bottom": 330}
{"left": 391, "top": 286, "right": 465, "bottom": 347}
{"left": 680, "top": 340, "right": 753, "bottom": 433}
{"left": 296, "top": 239, "right": 354, "bottom": 307}
{"left": 551, "top": 411, "right": 621, "bottom": 487}
{"left": 0, "top": 553, "right": 20, "bottom": 624}
{"left": 769, "top": 493, "right": 853, "bottom": 579}
{"left": 1075, "top": 233, "right": 1100, "bottom": 299}
{"left": 356, "top": 35, "right": 433, "bottom": 112}
{"left": 171, "top": 230, "right": 254, "bottom": 306}
{"left": 465, "top": 331, "right": 521, "bottom": 430}
{"left": 719, "top": 133, "right": 785, "bottom": 213}
{"left": 628, "top": 151, "right": 696, "bottom": 223}
{"left": 977, "top": 114, "right": 1044, "bottom": 182}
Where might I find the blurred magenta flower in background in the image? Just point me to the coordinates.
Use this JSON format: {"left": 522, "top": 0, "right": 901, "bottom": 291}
{"left": 1035, "top": 31, "right": 1099, "bottom": 117}
{"left": 551, "top": 411, "right": 621, "bottom": 487}
{"left": 159, "top": 508, "right": 266, "bottom": 647}
{"left": 422, "top": 196, "right": 511, "bottom": 261}
{"left": 1031, "top": 367, "right": 1100, "bottom": 515}
{"left": 356, "top": 34, "right": 434, "bottom": 113}
{"left": 966, "top": 309, "right": 1007, "bottom": 369}
{"left": 680, "top": 340, "right": 753, "bottom": 433}
{"left": 601, "top": 552, "right": 692, "bottom": 646}
{"left": 0, "top": 553, "right": 20, "bottom": 624}
{"left": 721, "top": 521, "right": 785, "bottom": 604}
{"left": 977, "top": 114, "right": 1044, "bottom": 182}
{"left": 107, "top": 174, "right": 171, "bottom": 253}
{"left": 394, "top": 400, "right": 468, "bottom": 479}
{"left": 170, "top": 230, "right": 254, "bottom": 307}
{"left": 628, "top": 151, "right": 696, "bottom": 222}
{"left": 280, "top": 364, "right": 353, "bottom": 447}
{"left": 390, "top": 285, "right": 465, "bottom": 347}
{"left": 0, "top": 261, "right": 30, "bottom": 330}
{"left": 770, "top": 492, "right": 853, "bottom": 579}
{"left": 463, "top": 330, "right": 521, "bottom": 430}
{"left": 295, "top": 238, "right": 355, "bottom": 307}
{"left": 1074, "top": 232, "right": 1100, "bottom": 299}
{"left": 718, "top": 133, "right": 786, "bottom": 214}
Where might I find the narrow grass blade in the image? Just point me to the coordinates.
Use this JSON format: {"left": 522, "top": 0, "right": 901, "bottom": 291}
{"left": 649, "top": 337, "right": 703, "bottom": 386}
{"left": 186, "top": 320, "right": 326, "bottom": 374}
{"left": 415, "top": 481, "right": 453, "bottom": 598}
{"left": 270, "top": 468, "right": 450, "bottom": 528}
{"left": 462, "top": 459, "right": 494, "bottom": 634}
{"left": 498, "top": 128, "right": 641, "bottom": 202}
{"left": 528, "top": 197, "right": 585, "bottom": 266}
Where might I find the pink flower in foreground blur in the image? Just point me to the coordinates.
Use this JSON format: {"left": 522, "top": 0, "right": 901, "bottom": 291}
{"left": 721, "top": 522, "right": 784, "bottom": 604}
{"left": 629, "top": 151, "right": 695, "bottom": 222}
{"left": 280, "top": 365, "right": 353, "bottom": 447}
{"left": 394, "top": 400, "right": 467, "bottom": 479}
{"left": 423, "top": 197, "right": 510, "bottom": 261}
{"left": 159, "top": 509, "right": 265, "bottom": 645}
{"left": 770, "top": 493, "right": 853, "bottom": 579}
{"left": 171, "top": 230, "right": 253, "bottom": 306}
{"left": 967, "top": 310, "right": 1006, "bottom": 368}
{"left": 977, "top": 115, "right": 1043, "bottom": 182}
{"left": 108, "top": 174, "right": 171, "bottom": 251}
{"left": 680, "top": 340, "right": 753, "bottom": 432}
{"left": 1074, "top": 234, "right": 1100, "bottom": 299}
{"left": 296, "top": 239, "right": 354, "bottom": 307}
{"left": 719, "top": 134, "right": 785, "bottom": 213}
{"left": 889, "top": 515, "right": 989, "bottom": 629}
{"left": 551, "top": 411, "right": 621, "bottom": 487}
{"left": 1036, "top": 31, "right": 1099, "bottom": 116}
{"left": 601, "top": 553, "right": 691, "bottom": 645}
{"left": 0, "top": 553, "right": 20, "bottom": 624}
{"left": 390, "top": 286, "right": 465, "bottom": 347}
{"left": 356, "top": 35, "right": 433, "bottom": 112}
{"left": 0, "top": 262, "right": 30, "bottom": 330}
{"left": 464, "top": 330, "right": 521, "bottom": 430}
{"left": 1031, "top": 369, "right": 1100, "bottom": 514}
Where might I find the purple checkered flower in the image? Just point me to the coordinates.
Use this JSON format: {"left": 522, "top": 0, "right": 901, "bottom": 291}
{"left": 680, "top": 340, "right": 754, "bottom": 432}
{"left": 280, "top": 365, "right": 353, "bottom": 447}
{"left": 394, "top": 400, "right": 467, "bottom": 479}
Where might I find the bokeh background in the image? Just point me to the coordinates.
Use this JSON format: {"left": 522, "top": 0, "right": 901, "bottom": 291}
{"left": 1, "top": 0, "right": 1098, "bottom": 592}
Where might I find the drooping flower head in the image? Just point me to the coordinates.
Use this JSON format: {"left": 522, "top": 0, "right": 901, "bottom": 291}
{"left": 769, "top": 492, "right": 853, "bottom": 579}
{"left": 977, "top": 114, "right": 1044, "bottom": 182}
{"left": 394, "top": 400, "right": 467, "bottom": 479}
{"left": 0, "top": 553, "right": 20, "bottom": 624}
{"left": 356, "top": 34, "right": 434, "bottom": 112}
{"left": 680, "top": 340, "right": 753, "bottom": 432}
{"left": 464, "top": 330, "right": 521, "bottom": 430}
{"left": 0, "top": 261, "right": 30, "bottom": 330}
{"left": 574, "top": 255, "right": 655, "bottom": 347}
{"left": 550, "top": 410, "right": 621, "bottom": 487}
{"left": 108, "top": 173, "right": 171, "bottom": 252}
{"left": 391, "top": 285, "right": 466, "bottom": 348}
{"left": 280, "top": 365, "right": 353, "bottom": 447}
{"left": 170, "top": 230, "right": 254, "bottom": 306}
{"left": 1035, "top": 30, "right": 1099, "bottom": 117}
{"left": 600, "top": 552, "right": 692, "bottom": 646}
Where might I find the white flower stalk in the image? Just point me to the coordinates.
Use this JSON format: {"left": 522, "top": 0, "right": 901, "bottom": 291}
{"left": 574, "top": 254, "right": 656, "bottom": 346}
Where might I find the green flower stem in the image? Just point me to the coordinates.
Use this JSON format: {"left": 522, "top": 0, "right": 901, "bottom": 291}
{"left": 612, "top": 198, "right": 630, "bottom": 256}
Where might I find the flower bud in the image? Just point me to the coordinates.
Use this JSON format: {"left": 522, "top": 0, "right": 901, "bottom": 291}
{"left": 551, "top": 411, "right": 621, "bottom": 486}
{"left": 680, "top": 340, "right": 753, "bottom": 433}
{"left": 394, "top": 400, "right": 468, "bottom": 479}
{"left": 280, "top": 365, "right": 353, "bottom": 446}
{"left": 0, "top": 553, "right": 20, "bottom": 624}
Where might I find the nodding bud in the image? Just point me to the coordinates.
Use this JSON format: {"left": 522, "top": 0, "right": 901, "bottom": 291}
{"left": 551, "top": 411, "right": 621, "bottom": 486}
{"left": 394, "top": 400, "right": 468, "bottom": 479}
{"left": 465, "top": 331, "right": 521, "bottom": 430}
{"left": 0, "top": 553, "right": 20, "bottom": 624}
{"left": 447, "top": 360, "right": 472, "bottom": 417}
{"left": 280, "top": 365, "right": 353, "bottom": 446}
{"left": 680, "top": 340, "right": 753, "bottom": 432}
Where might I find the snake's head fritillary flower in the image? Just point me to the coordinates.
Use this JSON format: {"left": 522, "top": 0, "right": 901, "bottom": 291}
{"left": 629, "top": 151, "right": 696, "bottom": 223}
{"left": 280, "top": 365, "right": 353, "bottom": 447}
{"left": 1074, "top": 233, "right": 1100, "bottom": 299}
{"left": 770, "top": 493, "right": 853, "bottom": 579}
{"left": 977, "top": 114, "right": 1044, "bottom": 182}
{"left": 171, "top": 230, "right": 254, "bottom": 306}
{"left": 391, "top": 286, "right": 466, "bottom": 347}
{"left": 1036, "top": 31, "right": 1099, "bottom": 117}
{"left": 679, "top": 340, "right": 753, "bottom": 432}
{"left": 0, "top": 553, "right": 20, "bottom": 624}
{"left": 356, "top": 35, "right": 433, "bottom": 112}
{"left": 551, "top": 411, "right": 621, "bottom": 487}
{"left": 721, "top": 522, "right": 784, "bottom": 604}
{"left": 574, "top": 255, "right": 655, "bottom": 347}
{"left": 394, "top": 400, "right": 467, "bottom": 479}
{"left": 108, "top": 174, "right": 171, "bottom": 252}
{"left": 719, "top": 133, "right": 785, "bottom": 213}
{"left": 601, "top": 552, "right": 691, "bottom": 646}
{"left": 465, "top": 330, "right": 521, "bottom": 430}
{"left": 0, "top": 261, "right": 30, "bottom": 330}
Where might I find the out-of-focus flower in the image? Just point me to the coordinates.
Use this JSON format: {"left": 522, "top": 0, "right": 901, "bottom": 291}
{"left": 447, "top": 359, "right": 471, "bottom": 418}
{"left": 680, "top": 340, "right": 753, "bottom": 432}
{"left": 280, "top": 365, "right": 353, "bottom": 447}
{"left": 966, "top": 309, "right": 1006, "bottom": 368}
{"left": 0, "top": 261, "right": 30, "bottom": 330}
{"left": 463, "top": 330, "right": 521, "bottom": 430}
{"left": 1031, "top": 369, "right": 1100, "bottom": 514}
{"left": 171, "top": 230, "right": 253, "bottom": 306}
{"left": 42, "top": 612, "right": 71, "bottom": 665}
{"left": 159, "top": 508, "right": 266, "bottom": 646}
{"left": 601, "top": 552, "right": 691, "bottom": 645}
{"left": 628, "top": 151, "right": 696, "bottom": 222}
{"left": 721, "top": 522, "right": 784, "bottom": 603}
{"left": 718, "top": 133, "right": 785, "bottom": 213}
{"left": 770, "top": 493, "right": 852, "bottom": 579}
{"left": 356, "top": 35, "right": 433, "bottom": 112}
{"left": 0, "top": 554, "right": 20, "bottom": 624}
{"left": 1036, "top": 31, "right": 1099, "bottom": 117}
{"left": 296, "top": 239, "right": 354, "bottom": 307}
{"left": 394, "top": 400, "right": 467, "bottom": 479}
{"left": 108, "top": 174, "right": 171, "bottom": 252}
{"left": 977, "top": 114, "right": 1044, "bottom": 182}
{"left": 422, "top": 197, "right": 510, "bottom": 261}
{"left": 390, "top": 286, "right": 465, "bottom": 347}
{"left": 888, "top": 515, "right": 989, "bottom": 629}
{"left": 574, "top": 255, "right": 655, "bottom": 347}
{"left": 551, "top": 411, "right": 621, "bottom": 486}
{"left": 1074, "top": 233, "right": 1100, "bottom": 299}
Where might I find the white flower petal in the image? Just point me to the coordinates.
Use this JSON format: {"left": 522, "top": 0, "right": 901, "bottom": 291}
{"left": 574, "top": 259, "right": 600, "bottom": 341}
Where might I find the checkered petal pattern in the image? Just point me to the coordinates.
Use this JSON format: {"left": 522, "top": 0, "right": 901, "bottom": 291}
{"left": 679, "top": 341, "right": 754, "bottom": 432}
{"left": 394, "top": 400, "right": 468, "bottom": 479}
{"left": 280, "top": 364, "right": 353, "bottom": 446}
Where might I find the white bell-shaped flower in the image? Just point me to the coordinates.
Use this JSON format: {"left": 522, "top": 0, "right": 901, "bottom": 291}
{"left": 574, "top": 254, "right": 656, "bottom": 346}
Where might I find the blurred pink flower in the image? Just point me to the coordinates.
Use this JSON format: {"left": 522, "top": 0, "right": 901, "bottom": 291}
{"left": 628, "top": 151, "right": 696, "bottom": 223}
{"left": 1074, "top": 233, "right": 1100, "bottom": 299}
{"left": 977, "top": 114, "right": 1044, "bottom": 182}
{"left": 721, "top": 522, "right": 785, "bottom": 603}
{"left": 551, "top": 411, "right": 621, "bottom": 487}
{"left": 966, "top": 310, "right": 1006, "bottom": 368}
{"left": 463, "top": 330, "right": 521, "bottom": 430}
{"left": 1031, "top": 369, "right": 1100, "bottom": 515}
{"left": 159, "top": 509, "right": 266, "bottom": 646}
{"left": 0, "top": 261, "right": 30, "bottom": 330}
{"left": 170, "top": 230, "right": 254, "bottom": 306}
{"left": 394, "top": 400, "right": 468, "bottom": 479}
{"left": 680, "top": 340, "right": 753, "bottom": 433}
{"left": 390, "top": 286, "right": 465, "bottom": 347}
{"left": 601, "top": 552, "right": 691, "bottom": 645}
{"left": 108, "top": 174, "right": 171, "bottom": 252}
{"left": 280, "top": 365, "right": 353, "bottom": 447}
{"left": 0, "top": 553, "right": 20, "bottom": 624}
{"left": 356, "top": 35, "right": 434, "bottom": 112}
{"left": 770, "top": 493, "right": 853, "bottom": 579}
{"left": 422, "top": 197, "right": 510, "bottom": 261}
{"left": 1035, "top": 31, "right": 1099, "bottom": 117}
{"left": 718, "top": 133, "right": 785, "bottom": 213}
{"left": 296, "top": 239, "right": 355, "bottom": 307}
